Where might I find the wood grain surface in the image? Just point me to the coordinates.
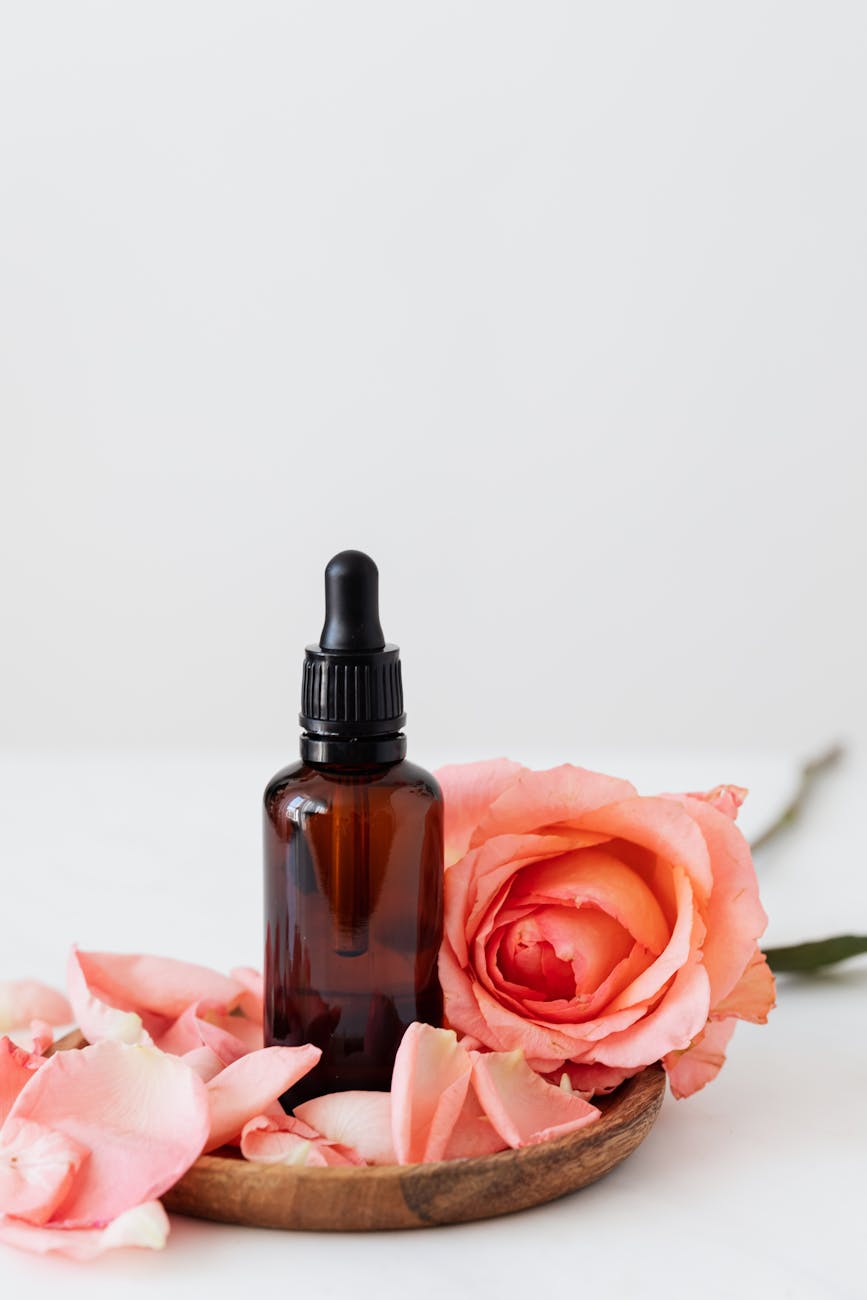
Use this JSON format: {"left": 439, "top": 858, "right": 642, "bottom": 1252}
{"left": 50, "top": 1029, "right": 665, "bottom": 1232}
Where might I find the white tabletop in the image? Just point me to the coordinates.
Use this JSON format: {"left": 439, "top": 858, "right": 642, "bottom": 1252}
{"left": 0, "top": 749, "right": 864, "bottom": 1299}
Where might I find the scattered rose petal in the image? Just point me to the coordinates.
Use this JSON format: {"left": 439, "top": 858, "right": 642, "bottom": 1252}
{"left": 391, "top": 1023, "right": 473, "bottom": 1164}
{"left": 0, "top": 981, "right": 72, "bottom": 1034}
{"left": 67, "top": 948, "right": 150, "bottom": 1047}
{"left": 67, "top": 948, "right": 263, "bottom": 1060}
{"left": 240, "top": 1113, "right": 364, "bottom": 1167}
{"left": 295, "top": 1091, "right": 396, "bottom": 1165}
{"left": 3, "top": 1040, "right": 210, "bottom": 1228}
{"left": 28, "top": 1021, "right": 54, "bottom": 1056}
{"left": 470, "top": 1049, "right": 600, "bottom": 1147}
{"left": 200, "top": 1008, "right": 264, "bottom": 1055}
{"left": 442, "top": 1085, "right": 508, "bottom": 1159}
{"left": 229, "top": 967, "right": 265, "bottom": 1023}
{"left": 154, "top": 999, "right": 260, "bottom": 1062}
{"left": 204, "top": 1045, "right": 320, "bottom": 1151}
{"left": 181, "top": 1045, "right": 228, "bottom": 1084}
{"left": 0, "top": 1038, "right": 46, "bottom": 1129}
{"left": 73, "top": 949, "right": 248, "bottom": 1023}
{"left": 0, "top": 1119, "right": 88, "bottom": 1224}
{"left": 0, "top": 1199, "right": 169, "bottom": 1259}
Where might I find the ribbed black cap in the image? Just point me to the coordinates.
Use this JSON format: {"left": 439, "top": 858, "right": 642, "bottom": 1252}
{"left": 300, "top": 551, "right": 406, "bottom": 738}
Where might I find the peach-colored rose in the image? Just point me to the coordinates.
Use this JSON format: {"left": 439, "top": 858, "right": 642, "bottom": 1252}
{"left": 436, "top": 760, "right": 775, "bottom": 1097}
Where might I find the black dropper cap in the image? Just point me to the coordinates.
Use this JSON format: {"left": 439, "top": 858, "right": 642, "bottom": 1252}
{"left": 299, "top": 551, "right": 406, "bottom": 764}
{"left": 319, "top": 550, "right": 385, "bottom": 654}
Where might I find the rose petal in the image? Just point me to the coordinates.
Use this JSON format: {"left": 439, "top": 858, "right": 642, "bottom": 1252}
{"left": 579, "top": 796, "right": 715, "bottom": 901}
{"left": 442, "top": 1084, "right": 509, "bottom": 1159}
{"left": 603, "top": 864, "right": 698, "bottom": 1016}
{"left": 294, "top": 1092, "right": 397, "bottom": 1165}
{"left": 663, "top": 1017, "right": 738, "bottom": 1098}
{"left": 593, "top": 957, "right": 711, "bottom": 1069}
{"left": 3, "top": 1040, "right": 210, "bottom": 1227}
{"left": 390, "top": 1024, "right": 473, "bottom": 1164}
{"left": 229, "top": 966, "right": 265, "bottom": 1023}
{"left": 245, "top": 1127, "right": 314, "bottom": 1166}
{"left": 672, "top": 797, "right": 768, "bottom": 1005}
{"left": 28, "top": 1022, "right": 54, "bottom": 1056}
{"left": 72, "top": 949, "right": 249, "bottom": 1023}
{"left": 0, "top": 1038, "right": 46, "bottom": 1129}
{"left": 76, "top": 951, "right": 249, "bottom": 1019}
{"left": 67, "top": 948, "right": 151, "bottom": 1047}
{"left": 550, "top": 1061, "right": 637, "bottom": 1096}
{"left": 711, "top": 948, "right": 775, "bottom": 1024}
{"left": 204, "top": 1045, "right": 320, "bottom": 1151}
{"left": 468, "top": 853, "right": 660, "bottom": 1021}
{"left": 532, "top": 907, "right": 634, "bottom": 994}
{"left": 686, "top": 784, "right": 748, "bottom": 820}
{"left": 0, "top": 1119, "right": 88, "bottom": 1224}
{"left": 205, "top": 1010, "right": 264, "bottom": 1054}
{"left": 68, "top": 948, "right": 265, "bottom": 1069}
{"left": 0, "top": 981, "right": 72, "bottom": 1033}
{"left": 439, "top": 941, "right": 501, "bottom": 1045}
{"left": 509, "top": 849, "right": 671, "bottom": 955}
{"left": 155, "top": 999, "right": 261, "bottom": 1062}
{"left": 468, "top": 765, "right": 638, "bottom": 848}
{"left": 180, "top": 1046, "right": 228, "bottom": 1083}
{"left": 447, "top": 832, "right": 587, "bottom": 968}
{"left": 519, "top": 944, "right": 652, "bottom": 1025}
{"left": 240, "top": 1113, "right": 363, "bottom": 1167}
{"left": 435, "top": 759, "right": 526, "bottom": 866}
{"left": 466, "top": 961, "right": 651, "bottom": 1071}
{"left": 0, "top": 1199, "right": 169, "bottom": 1258}
{"left": 470, "top": 1050, "right": 600, "bottom": 1146}
{"left": 490, "top": 911, "right": 578, "bottom": 1000}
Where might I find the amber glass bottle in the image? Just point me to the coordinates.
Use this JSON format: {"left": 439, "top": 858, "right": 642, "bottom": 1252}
{"left": 263, "top": 551, "right": 443, "bottom": 1107}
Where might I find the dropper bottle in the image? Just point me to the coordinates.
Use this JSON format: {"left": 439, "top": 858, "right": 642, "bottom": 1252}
{"left": 263, "top": 550, "right": 444, "bottom": 1107}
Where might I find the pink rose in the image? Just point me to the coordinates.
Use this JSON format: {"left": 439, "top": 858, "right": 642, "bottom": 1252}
{"left": 436, "top": 760, "right": 775, "bottom": 1097}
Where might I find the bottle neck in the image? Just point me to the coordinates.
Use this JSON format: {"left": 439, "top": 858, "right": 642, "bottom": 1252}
{"left": 299, "top": 731, "right": 407, "bottom": 766}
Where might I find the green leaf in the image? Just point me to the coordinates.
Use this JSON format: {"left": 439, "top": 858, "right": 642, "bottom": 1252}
{"left": 764, "top": 934, "right": 867, "bottom": 972}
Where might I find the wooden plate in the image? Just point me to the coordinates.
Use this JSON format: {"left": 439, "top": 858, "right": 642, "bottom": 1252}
{"left": 51, "top": 1030, "right": 665, "bottom": 1232}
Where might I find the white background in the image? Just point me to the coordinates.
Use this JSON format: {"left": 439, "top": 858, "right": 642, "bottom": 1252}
{"left": 1, "top": 1, "right": 866, "bottom": 756}
{"left": 1, "top": 4, "right": 865, "bottom": 1298}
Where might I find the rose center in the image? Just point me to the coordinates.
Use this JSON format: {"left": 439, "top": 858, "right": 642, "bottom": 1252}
{"left": 496, "top": 904, "right": 634, "bottom": 1001}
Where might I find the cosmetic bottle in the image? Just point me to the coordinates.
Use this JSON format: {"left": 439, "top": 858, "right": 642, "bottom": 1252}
{"left": 263, "top": 550, "right": 444, "bottom": 1107}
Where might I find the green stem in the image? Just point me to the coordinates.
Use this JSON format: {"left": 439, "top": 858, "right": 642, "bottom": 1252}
{"left": 765, "top": 934, "right": 867, "bottom": 972}
{"left": 750, "top": 743, "right": 845, "bottom": 852}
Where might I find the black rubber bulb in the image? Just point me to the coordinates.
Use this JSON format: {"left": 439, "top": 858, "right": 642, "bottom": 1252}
{"left": 319, "top": 550, "right": 386, "bottom": 652}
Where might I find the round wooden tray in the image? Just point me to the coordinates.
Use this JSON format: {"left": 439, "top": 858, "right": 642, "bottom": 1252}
{"left": 51, "top": 1030, "right": 665, "bottom": 1232}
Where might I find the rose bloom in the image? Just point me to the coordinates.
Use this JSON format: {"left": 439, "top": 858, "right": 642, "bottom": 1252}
{"left": 435, "top": 761, "right": 775, "bottom": 1098}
